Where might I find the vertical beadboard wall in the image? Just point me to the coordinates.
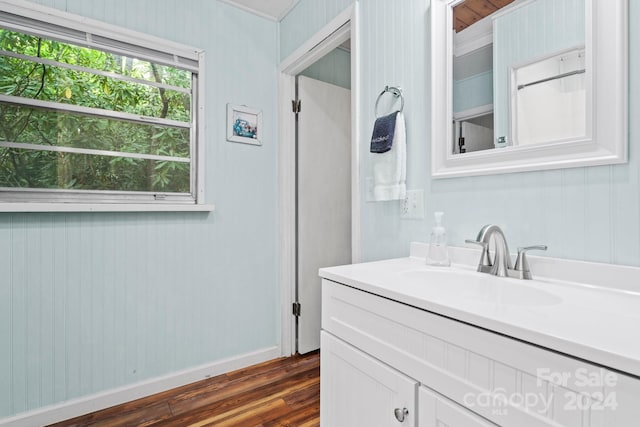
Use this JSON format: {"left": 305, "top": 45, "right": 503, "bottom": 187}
{"left": 0, "top": 0, "right": 279, "bottom": 419}
{"left": 493, "top": 0, "right": 585, "bottom": 146}
{"left": 280, "top": 0, "right": 640, "bottom": 266}
{"left": 453, "top": 70, "right": 493, "bottom": 113}
{"left": 279, "top": 0, "right": 353, "bottom": 61}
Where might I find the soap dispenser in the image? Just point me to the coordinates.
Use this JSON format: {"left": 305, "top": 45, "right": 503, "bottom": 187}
{"left": 426, "top": 211, "right": 451, "bottom": 266}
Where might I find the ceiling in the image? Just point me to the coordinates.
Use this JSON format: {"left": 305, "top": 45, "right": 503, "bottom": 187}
{"left": 221, "top": 0, "right": 300, "bottom": 21}
{"left": 453, "top": 0, "right": 515, "bottom": 32}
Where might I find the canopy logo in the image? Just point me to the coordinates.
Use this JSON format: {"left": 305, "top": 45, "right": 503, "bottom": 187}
{"left": 462, "top": 368, "right": 619, "bottom": 416}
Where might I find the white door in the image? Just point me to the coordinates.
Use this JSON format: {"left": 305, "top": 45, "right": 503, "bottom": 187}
{"left": 321, "top": 332, "right": 417, "bottom": 427}
{"left": 419, "top": 386, "right": 498, "bottom": 427}
{"left": 297, "top": 76, "right": 351, "bottom": 354}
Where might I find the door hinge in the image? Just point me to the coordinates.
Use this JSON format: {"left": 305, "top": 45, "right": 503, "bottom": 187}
{"left": 292, "top": 99, "right": 301, "bottom": 114}
{"left": 292, "top": 301, "right": 301, "bottom": 316}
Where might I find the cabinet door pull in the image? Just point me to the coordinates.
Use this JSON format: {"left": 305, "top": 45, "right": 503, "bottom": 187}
{"left": 394, "top": 407, "right": 409, "bottom": 422}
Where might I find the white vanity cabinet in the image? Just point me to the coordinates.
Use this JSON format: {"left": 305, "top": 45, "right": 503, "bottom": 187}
{"left": 322, "top": 330, "right": 493, "bottom": 427}
{"left": 320, "top": 278, "right": 640, "bottom": 427}
{"left": 320, "top": 332, "right": 417, "bottom": 426}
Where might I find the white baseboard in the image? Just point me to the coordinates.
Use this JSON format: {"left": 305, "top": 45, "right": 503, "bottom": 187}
{"left": 0, "top": 346, "right": 281, "bottom": 427}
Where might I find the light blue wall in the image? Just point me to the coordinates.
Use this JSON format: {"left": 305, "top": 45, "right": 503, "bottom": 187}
{"left": 1, "top": 0, "right": 279, "bottom": 418}
{"left": 280, "top": 0, "right": 640, "bottom": 266}
{"left": 493, "top": 0, "right": 585, "bottom": 145}
{"left": 453, "top": 70, "right": 493, "bottom": 113}
{"left": 279, "top": 0, "right": 353, "bottom": 61}
{"left": 300, "top": 47, "right": 351, "bottom": 90}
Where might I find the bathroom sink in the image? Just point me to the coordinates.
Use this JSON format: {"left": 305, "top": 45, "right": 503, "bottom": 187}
{"left": 397, "top": 267, "right": 562, "bottom": 307}
{"left": 398, "top": 267, "right": 476, "bottom": 286}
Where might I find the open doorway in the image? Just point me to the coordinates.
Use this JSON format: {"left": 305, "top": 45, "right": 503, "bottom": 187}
{"left": 295, "top": 51, "right": 352, "bottom": 353}
{"left": 278, "top": 5, "right": 360, "bottom": 356}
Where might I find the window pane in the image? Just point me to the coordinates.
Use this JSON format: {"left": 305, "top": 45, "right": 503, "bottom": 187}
{"left": 0, "top": 16, "right": 199, "bottom": 202}
{"left": 0, "top": 147, "right": 190, "bottom": 192}
{"left": 0, "top": 103, "right": 190, "bottom": 157}
{"left": 0, "top": 51, "right": 191, "bottom": 121}
{"left": 0, "top": 28, "right": 191, "bottom": 88}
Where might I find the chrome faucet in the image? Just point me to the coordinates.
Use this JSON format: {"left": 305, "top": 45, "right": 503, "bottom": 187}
{"left": 466, "top": 224, "right": 547, "bottom": 280}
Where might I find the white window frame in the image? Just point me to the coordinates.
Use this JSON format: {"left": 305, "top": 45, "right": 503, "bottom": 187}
{"left": 0, "top": 0, "right": 212, "bottom": 212}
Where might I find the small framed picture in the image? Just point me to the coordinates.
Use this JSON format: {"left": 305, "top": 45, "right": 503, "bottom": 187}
{"left": 227, "top": 104, "right": 262, "bottom": 146}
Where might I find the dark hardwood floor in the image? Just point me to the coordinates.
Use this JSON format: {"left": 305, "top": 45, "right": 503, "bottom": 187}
{"left": 49, "top": 351, "right": 320, "bottom": 427}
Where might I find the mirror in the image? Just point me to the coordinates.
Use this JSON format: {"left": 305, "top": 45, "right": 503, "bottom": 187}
{"left": 431, "top": 0, "right": 627, "bottom": 178}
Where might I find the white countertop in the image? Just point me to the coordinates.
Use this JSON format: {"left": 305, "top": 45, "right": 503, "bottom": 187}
{"left": 319, "top": 245, "right": 640, "bottom": 378}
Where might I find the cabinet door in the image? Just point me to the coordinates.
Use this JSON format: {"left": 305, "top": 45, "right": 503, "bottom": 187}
{"left": 419, "top": 386, "right": 497, "bottom": 427}
{"left": 321, "top": 331, "right": 417, "bottom": 427}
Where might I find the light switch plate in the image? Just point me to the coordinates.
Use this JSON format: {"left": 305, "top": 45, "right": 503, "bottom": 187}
{"left": 401, "top": 189, "right": 424, "bottom": 219}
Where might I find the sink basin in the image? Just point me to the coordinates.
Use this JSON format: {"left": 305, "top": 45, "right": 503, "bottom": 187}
{"left": 397, "top": 267, "right": 563, "bottom": 307}
{"left": 399, "top": 267, "right": 476, "bottom": 286}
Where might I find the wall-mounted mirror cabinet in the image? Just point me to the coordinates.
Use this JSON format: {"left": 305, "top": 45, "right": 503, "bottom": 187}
{"left": 431, "top": 0, "right": 627, "bottom": 178}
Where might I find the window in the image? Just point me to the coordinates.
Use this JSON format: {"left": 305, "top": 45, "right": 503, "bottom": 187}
{"left": 0, "top": 3, "right": 205, "bottom": 207}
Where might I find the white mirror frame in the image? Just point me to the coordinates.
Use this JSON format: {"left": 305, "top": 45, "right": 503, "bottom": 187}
{"left": 431, "top": 0, "right": 628, "bottom": 178}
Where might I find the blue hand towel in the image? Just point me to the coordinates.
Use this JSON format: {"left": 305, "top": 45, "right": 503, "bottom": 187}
{"left": 372, "top": 112, "right": 406, "bottom": 201}
{"left": 370, "top": 111, "right": 399, "bottom": 153}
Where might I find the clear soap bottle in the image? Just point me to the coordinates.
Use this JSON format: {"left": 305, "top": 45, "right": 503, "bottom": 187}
{"left": 426, "top": 211, "right": 451, "bottom": 266}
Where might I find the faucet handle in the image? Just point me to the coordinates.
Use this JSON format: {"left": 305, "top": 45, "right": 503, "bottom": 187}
{"left": 514, "top": 245, "right": 548, "bottom": 279}
{"left": 465, "top": 239, "right": 492, "bottom": 272}
{"left": 465, "top": 239, "right": 487, "bottom": 248}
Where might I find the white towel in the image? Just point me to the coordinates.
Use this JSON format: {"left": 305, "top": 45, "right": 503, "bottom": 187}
{"left": 372, "top": 112, "right": 406, "bottom": 201}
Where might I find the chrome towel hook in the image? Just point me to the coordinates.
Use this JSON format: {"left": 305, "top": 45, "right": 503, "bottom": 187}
{"left": 374, "top": 85, "right": 404, "bottom": 117}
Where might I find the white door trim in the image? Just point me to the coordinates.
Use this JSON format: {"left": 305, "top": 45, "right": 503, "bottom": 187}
{"left": 278, "top": 4, "right": 360, "bottom": 356}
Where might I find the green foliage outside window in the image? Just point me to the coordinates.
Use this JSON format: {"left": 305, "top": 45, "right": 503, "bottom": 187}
{"left": 0, "top": 28, "right": 193, "bottom": 194}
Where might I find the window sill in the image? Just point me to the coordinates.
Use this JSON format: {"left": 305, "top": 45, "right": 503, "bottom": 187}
{"left": 0, "top": 203, "right": 215, "bottom": 213}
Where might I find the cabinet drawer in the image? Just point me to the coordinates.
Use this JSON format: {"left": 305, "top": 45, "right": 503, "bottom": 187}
{"left": 419, "top": 386, "right": 498, "bottom": 427}
{"left": 322, "top": 279, "right": 640, "bottom": 427}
